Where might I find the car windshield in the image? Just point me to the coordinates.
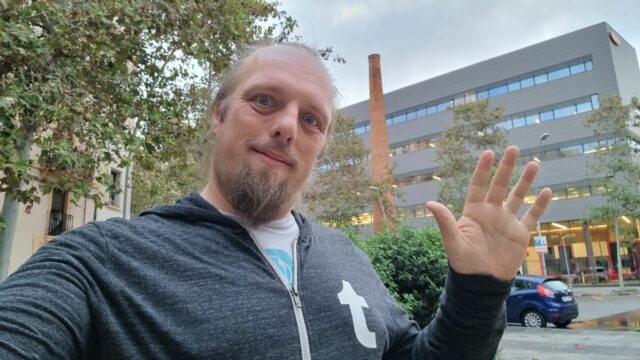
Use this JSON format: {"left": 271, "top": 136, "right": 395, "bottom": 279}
{"left": 543, "top": 279, "right": 568, "bottom": 292}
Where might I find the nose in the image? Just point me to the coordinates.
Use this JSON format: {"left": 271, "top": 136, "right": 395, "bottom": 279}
{"left": 269, "top": 103, "right": 298, "bottom": 146}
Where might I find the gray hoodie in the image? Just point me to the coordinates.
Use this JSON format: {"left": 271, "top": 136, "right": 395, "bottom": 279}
{"left": 0, "top": 193, "right": 511, "bottom": 359}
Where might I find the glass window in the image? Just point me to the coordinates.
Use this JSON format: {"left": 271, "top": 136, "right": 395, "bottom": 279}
{"left": 498, "top": 120, "right": 513, "bottom": 130}
{"left": 534, "top": 73, "right": 548, "bottom": 85}
{"left": 566, "top": 187, "right": 579, "bottom": 199}
{"left": 512, "top": 116, "right": 526, "bottom": 128}
{"left": 427, "top": 105, "right": 437, "bottom": 115}
{"left": 454, "top": 96, "right": 465, "bottom": 106}
{"left": 436, "top": 101, "right": 452, "bottom": 112}
{"left": 545, "top": 149, "right": 562, "bottom": 161}
{"left": 570, "top": 63, "right": 586, "bottom": 75}
{"left": 576, "top": 101, "right": 592, "bottom": 113}
{"left": 583, "top": 141, "right": 599, "bottom": 154}
{"left": 553, "top": 189, "right": 568, "bottom": 200}
{"left": 525, "top": 114, "right": 539, "bottom": 125}
{"left": 394, "top": 113, "right": 407, "bottom": 124}
{"left": 518, "top": 153, "right": 532, "bottom": 166}
{"left": 465, "top": 92, "right": 476, "bottom": 103}
{"left": 507, "top": 80, "right": 521, "bottom": 92}
{"left": 592, "top": 184, "right": 606, "bottom": 196}
{"left": 576, "top": 186, "right": 591, "bottom": 197}
{"left": 488, "top": 84, "right": 508, "bottom": 97}
{"left": 386, "top": 118, "right": 392, "bottom": 126}
{"left": 548, "top": 67, "right": 570, "bottom": 81}
{"left": 591, "top": 94, "right": 599, "bottom": 109}
{"left": 539, "top": 110, "right": 554, "bottom": 122}
{"left": 406, "top": 111, "right": 416, "bottom": 121}
{"left": 585, "top": 60, "right": 593, "bottom": 71}
{"left": 416, "top": 108, "right": 427, "bottom": 118}
{"left": 554, "top": 105, "right": 576, "bottom": 119}
{"left": 560, "top": 145, "right": 583, "bottom": 157}
{"left": 520, "top": 77, "right": 534, "bottom": 88}
{"left": 476, "top": 90, "right": 489, "bottom": 100}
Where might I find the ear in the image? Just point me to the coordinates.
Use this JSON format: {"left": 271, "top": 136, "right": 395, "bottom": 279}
{"left": 211, "top": 101, "right": 222, "bottom": 136}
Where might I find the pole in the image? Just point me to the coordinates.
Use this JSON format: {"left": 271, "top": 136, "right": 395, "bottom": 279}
{"left": 562, "top": 235, "right": 572, "bottom": 288}
{"left": 122, "top": 162, "right": 133, "bottom": 220}
{"left": 536, "top": 221, "right": 548, "bottom": 276}
{"left": 614, "top": 217, "right": 624, "bottom": 289}
{"left": 375, "top": 189, "right": 388, "bottom": 228}
{"left": 535, "top": 134, "right": 549, "bottom": 276}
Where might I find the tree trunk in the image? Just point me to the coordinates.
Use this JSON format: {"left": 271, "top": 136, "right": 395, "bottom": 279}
{"left": 582, "top": 220, "right": 598, "bottom": 285}
{"left": 0, "top": 133, "right": 35, "bottom": 281}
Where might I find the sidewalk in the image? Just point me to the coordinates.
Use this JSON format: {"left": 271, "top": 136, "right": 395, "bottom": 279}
{"left": 570, "top": 284, "right": 640, "bottom": 297}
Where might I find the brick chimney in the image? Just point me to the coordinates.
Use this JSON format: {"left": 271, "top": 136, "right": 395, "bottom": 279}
{"left": 368, "top": 54, "right": 395, "bottom": 232}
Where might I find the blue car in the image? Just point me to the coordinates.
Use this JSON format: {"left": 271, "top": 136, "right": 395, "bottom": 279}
{"left": 506, "top": 275, "right": 579, "bottom": 328}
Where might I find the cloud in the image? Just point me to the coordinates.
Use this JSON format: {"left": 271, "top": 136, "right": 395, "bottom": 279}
{"left": 280, "top": 0, "right": 640, "bottom": 106}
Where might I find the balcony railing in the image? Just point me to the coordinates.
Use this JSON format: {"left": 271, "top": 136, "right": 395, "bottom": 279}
{"left": 47, "top": 210, "right": 73, "bottom": 236}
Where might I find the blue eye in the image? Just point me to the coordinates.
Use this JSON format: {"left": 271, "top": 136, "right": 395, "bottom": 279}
{"left": 303, "top": 114, "right": 319, "bottom": 127}
{"left": 255, "top": 95, "right": 272, "bottom": 106}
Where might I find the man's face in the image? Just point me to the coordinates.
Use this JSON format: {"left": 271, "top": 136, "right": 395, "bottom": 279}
{"left": 211, "top": 46, "right": 333, "bottom": 223}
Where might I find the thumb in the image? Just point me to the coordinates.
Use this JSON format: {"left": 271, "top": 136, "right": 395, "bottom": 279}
{"left": 425, "top": 201, "right": 459, "bottom": 247}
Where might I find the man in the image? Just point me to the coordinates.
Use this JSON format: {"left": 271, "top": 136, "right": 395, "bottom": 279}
{"left": 0, "top": 42, "right": 551, "bottom": 359}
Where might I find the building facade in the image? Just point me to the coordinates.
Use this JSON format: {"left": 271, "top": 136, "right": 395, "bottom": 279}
{"left": 0, "top": 164, "right": 125, "bottom": 275}
{"left": 341, "top": 23, "right": 640, "bottom": 280}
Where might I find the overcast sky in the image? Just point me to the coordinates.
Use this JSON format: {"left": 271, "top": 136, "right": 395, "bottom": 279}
{"left": 279, "top": 0, "right": 640, "bottom": 108}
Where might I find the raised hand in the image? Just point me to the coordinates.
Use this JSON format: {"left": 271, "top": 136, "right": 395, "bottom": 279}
{"left": 426, "top": 146, "right": 552, "bottom": 281}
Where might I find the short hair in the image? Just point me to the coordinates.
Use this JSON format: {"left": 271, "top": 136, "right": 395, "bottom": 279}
{"left": 211, "top": 40, "right": 337, "bottom": 133}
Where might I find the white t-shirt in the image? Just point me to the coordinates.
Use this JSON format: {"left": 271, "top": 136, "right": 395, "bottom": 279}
{"left": 220, "top": 211, "right": 299, "bottom": 288}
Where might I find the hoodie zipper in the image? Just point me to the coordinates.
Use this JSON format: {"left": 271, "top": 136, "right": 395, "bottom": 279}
{"left": 248, "top": 232, "right": 311, "bottom": 360}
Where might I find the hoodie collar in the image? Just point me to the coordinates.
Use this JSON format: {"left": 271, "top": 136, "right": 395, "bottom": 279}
{"left": 140, "top": 192, "right": 314, "bottom": 244}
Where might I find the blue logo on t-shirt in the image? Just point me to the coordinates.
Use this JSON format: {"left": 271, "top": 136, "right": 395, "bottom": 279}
{"left": 265, "top": 249, "right": 294, "bottom": 288}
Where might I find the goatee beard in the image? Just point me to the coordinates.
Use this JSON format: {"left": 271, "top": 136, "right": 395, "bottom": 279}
{"left": 220, "top": 162, "right": 290, "bottom": 227}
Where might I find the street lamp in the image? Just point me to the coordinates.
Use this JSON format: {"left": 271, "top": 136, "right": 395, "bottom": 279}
{"left": 534, "top": 132, "right": 550, "bottom": 276}
{"left": 369, "top": 186, "right": 388, "bottom": 227}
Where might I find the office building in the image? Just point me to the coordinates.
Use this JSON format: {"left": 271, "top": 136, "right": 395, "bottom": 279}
{"left": 341, "top": 23, "right": 640, "bottom": 278}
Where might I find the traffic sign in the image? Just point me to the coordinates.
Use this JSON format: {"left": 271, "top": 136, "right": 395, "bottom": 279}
{"left": 534, "top": 236, "right": 548, "bottom": 254}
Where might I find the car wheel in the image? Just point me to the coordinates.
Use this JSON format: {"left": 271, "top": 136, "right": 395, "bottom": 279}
{"left": 521, "top": 310, "right": 547, "bottom": 328}
{"left": 553, "top": 320, "right": 571, "bottom": 328}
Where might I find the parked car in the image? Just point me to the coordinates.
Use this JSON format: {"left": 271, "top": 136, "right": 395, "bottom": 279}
{"left": 595, "top": 266, "right": 609, "bottom": 282}
{"left": 506, "top": 275, "right": 579, "bottom": 328}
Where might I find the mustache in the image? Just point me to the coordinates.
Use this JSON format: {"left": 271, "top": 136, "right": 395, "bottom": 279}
{"left": 248, "top": 139, "right": 299, "bottom": 167}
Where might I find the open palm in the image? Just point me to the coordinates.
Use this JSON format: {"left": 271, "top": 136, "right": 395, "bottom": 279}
{"left": 426, "top": 146, "right": 552, "bottom": 281}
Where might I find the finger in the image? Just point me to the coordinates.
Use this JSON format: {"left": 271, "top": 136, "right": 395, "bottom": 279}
{"left": 465, "top": 150, "right": 495, "bottom": 204}
{"left": 521, "top": 188, "right": 553, "bottom": 230}
{"left": 426, "top": 201, "right": 459, "bottom": 248}
{"left": 505, "top": 161, "right": 539, "bottom": 214}
{"left": 485, "top": 146, "right": 519, "bottom": 205}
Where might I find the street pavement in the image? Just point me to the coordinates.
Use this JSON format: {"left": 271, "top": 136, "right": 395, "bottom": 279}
{"left": 574, "top": 294, "right": 640, "bottom": 321}
{"left": 570, "top": 284, "right": 640, "bottom": 297}
{"left": 500, "top": 327, "right": 640, "bottom": 360}
{"left": 499, "top": 292, "right": 640, "bottom": 358}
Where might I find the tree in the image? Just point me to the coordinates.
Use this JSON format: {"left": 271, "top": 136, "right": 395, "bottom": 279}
{"left": 434, "top": 99, "right": 508, "bottom": 216}
{"left": 356, "top": 225, "right": 448, "bottom": 327}
{"left": 304, "top": 113, "right": 373, "bottom": 230}
{"left": 583, "top": 96, "right": 640, "bottom": 288}
{"left": 0, "top": 1, "right": 303, "bottom": 279}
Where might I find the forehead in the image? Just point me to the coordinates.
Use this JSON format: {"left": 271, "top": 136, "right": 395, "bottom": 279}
{"left": 237, "top": 46, "right": 334, "bottom": 108}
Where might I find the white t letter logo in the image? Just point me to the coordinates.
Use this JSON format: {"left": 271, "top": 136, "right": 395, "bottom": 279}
{"left": 337, "top": 280, "right": 377, "bottom": 348}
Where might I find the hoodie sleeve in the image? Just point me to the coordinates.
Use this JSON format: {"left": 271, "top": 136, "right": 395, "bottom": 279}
{"left": 384, "top": 266, "right": 512, "bottom": 360}
{"left": 0, "top": 223, "right": 107, "bottom": 359}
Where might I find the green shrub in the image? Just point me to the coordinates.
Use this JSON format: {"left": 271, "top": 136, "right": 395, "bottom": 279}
{"left": 357, "top": 224, "right": 448, "bottom": 327}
